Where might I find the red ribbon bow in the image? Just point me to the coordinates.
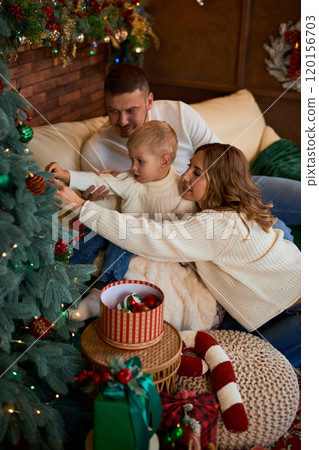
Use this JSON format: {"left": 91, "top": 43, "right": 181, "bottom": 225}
{"left": 160, "top": 392, "right": 219, "bottom": 448}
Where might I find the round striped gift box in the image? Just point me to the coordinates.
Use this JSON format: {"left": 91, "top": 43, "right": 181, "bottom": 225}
{"left": 99, "top": 280, "right": 164, "bottom": 350}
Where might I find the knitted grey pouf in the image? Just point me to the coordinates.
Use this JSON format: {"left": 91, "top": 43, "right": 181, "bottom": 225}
{"left": 174, "top": 330, "right": 299, "bottom": 450}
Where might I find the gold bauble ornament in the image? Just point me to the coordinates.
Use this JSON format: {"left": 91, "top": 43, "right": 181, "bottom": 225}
{"left": 115, "top": 28, "right": 128, "bottom": 42}
{"left": 17, "top": 35, "right": 27, "bottom": 46}
{"left": 76, "top": 33, "right": 85, "bottom": 43}
{"left": 103, "top": 35, "right": 111, "bottom": 44}
{"left": 49, "top": 30, "right": 60, "bottom": 41}
{"left": 134, "top": 46, "right": 145, "bottom": 54}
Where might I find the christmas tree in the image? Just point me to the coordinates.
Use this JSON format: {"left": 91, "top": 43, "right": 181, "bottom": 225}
{"left": 0, "top": 18, "right": 95, "bottom": 449}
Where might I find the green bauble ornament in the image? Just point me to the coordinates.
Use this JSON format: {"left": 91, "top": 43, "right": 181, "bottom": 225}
{"left": 17, "top": 124, "right": 34, "bottom": 143}
{"left": 0, "top": 173, "right": 10, "bottom": 191}
{"left": 170, "top": 425, "right": 183, "bottom": 440}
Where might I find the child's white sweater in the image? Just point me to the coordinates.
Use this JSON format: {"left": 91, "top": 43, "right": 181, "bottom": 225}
{"left": 69, "top": 166, "right": 197, "bottom": 219}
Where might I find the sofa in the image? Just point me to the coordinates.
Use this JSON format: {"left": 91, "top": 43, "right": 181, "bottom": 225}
{"left": 29, "top": 89, "right": 281, "bottom": 171}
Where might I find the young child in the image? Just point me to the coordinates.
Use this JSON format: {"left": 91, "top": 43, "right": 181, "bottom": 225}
{"left": 46, "top": 120, "right": 197, "bottom": 320}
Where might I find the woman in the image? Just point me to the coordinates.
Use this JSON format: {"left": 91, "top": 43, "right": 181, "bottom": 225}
{"left": 53, "top": 143, "right": 301, "bottom": 366}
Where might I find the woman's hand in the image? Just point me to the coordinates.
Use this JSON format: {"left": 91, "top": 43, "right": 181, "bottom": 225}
{"left": 82, "top": 185, "right": 110, "bottom": 201}
{"left": 81, "top": 169, "right": 119, "bottom": 200}
{"left": 45, "top": 161, "right": 70, "bottom": 184}
{"left": 50, "top": 179, "right": 85, "bottom": 210}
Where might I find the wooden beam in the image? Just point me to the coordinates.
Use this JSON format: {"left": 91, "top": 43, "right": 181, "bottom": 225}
{"left": 236, "top": 0, "right": 252, "bottom": 87}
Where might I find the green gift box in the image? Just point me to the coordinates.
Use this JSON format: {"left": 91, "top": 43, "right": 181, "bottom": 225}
{"left": 93, "top": 357, "right": 162, "bottom": 450}
{"left": 94, "top": 393, "right": 137, "bottom": 449}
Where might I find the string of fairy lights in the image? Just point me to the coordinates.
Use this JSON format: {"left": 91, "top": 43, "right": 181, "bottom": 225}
{"left": 0, "top": 0, "right": 160, "bottom": 66}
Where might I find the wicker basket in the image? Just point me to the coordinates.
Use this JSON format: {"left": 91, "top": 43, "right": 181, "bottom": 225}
{"left": 81, "top": 319, "right": 182, "bottom": 393}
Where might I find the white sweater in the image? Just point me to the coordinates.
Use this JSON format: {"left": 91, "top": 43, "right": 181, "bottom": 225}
{"left": 80, "top": 100, "right": 221, "bottom": 175}
{"left": 79, "top": 203, "right": 301, "bottom": 331}
{"left": 69, "top": 167, "right": 197, "bottom": 219}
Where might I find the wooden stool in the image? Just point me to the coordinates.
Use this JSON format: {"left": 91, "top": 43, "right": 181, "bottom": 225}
{"left": 81, "top": 319, "right": 182, "bottom": 393}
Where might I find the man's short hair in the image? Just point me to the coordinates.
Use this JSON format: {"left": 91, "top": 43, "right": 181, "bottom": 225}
{"left": 127, "top": 120, "right": 178, "bottom": 163}
{"left": 104, "top": 64, "right": 150, "bottom": 96}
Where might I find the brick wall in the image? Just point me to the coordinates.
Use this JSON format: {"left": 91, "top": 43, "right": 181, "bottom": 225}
{"left": 9, "top": 42, "right": 109, "bottom": 127}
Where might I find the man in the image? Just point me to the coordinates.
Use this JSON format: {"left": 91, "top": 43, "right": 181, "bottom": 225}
{"left": 81, "top": 63, "right": 300, "bottom": 234}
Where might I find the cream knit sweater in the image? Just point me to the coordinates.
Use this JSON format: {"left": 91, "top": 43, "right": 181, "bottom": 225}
{"left": 79, "top": 204, "right": 301, "bottom": 331}
{"left": 69, "top": 166, "right": 197, "bottom": 219}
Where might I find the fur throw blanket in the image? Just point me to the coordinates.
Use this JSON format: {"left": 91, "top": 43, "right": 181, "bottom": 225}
{"left": 124, "top": 256, "right": 217, "bottom": 331}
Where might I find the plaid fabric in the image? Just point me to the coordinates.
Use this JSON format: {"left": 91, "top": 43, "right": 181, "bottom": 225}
{"left": 160, "top": 392, "right": 219, "bottom": 448}
{"left": 211, "top": 302, "right": 226, "bottom": 330}
{"left": 284, "top": 30, "right": 301, "bottom": 79}
{"left": 284, "top": 30, "right": 300, "bottom": 45}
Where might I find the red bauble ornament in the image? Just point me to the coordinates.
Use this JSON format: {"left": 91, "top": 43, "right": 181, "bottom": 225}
{"left": 117, "top": 368, "right": 132, "bottom": 384}
{"left": 0, "top": 77, "right": 4, "bottom": 93}
{"left": 30, "top": 316, "right": 51, "bottom": 339}
{"left": 26, "top": 173, "right": 46, "bottom": 195}
{"left": 102, "top": 369, "right": 111, "bottom": 383}
{"left": 142, "top": 294, "right": 160, "bottom": 309}
{"left": 54, "top": 238, "right": 67, "bottom": 255}
{"left": 133, "top": 303, "right": 150, "bottom": 313}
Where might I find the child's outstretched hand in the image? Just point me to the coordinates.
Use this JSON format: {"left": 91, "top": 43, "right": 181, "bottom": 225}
{"left": 45, "top": 161, "right": 70, "bottom": 184}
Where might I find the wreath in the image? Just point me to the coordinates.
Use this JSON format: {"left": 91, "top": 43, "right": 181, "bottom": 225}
{"left": 264, "top": 20, "right": 301, "bottom": 92}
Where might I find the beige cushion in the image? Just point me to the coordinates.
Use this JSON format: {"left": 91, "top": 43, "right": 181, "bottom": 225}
{"left": 190, "top": 89, "right": 266, "bottom": 162}
{"left": 29, "top": 116, "right": 107, "bottom": 171}
{"left": 259, "top": 125, "right": 281, "bottom": 152}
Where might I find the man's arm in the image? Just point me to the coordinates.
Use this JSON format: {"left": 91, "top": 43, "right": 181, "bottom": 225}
{"left": 80, "top": 139, "right": 107, "bottom": 172}
{"left": 80, "top": 125, "right": 131, "bottom": 172}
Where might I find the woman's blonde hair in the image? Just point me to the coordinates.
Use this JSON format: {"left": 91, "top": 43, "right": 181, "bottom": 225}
{"left": 197, "top": 143, "right": 276, "bottom": 232}
{"left": 127, "top": 120, "right": 178, "bottom": 162}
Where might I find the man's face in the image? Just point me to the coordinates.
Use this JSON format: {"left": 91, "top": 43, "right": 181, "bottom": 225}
{"left": 106, "top": 89, "right": 153, "bottom": 137}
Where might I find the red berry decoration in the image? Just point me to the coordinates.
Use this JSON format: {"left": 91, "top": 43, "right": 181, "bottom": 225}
{"left": 26, "top": 173, "right": 46, "bottom": 195}
{"left": 93, "top": 373, "right": 102, "bottom": 385}
{"left": 102, "top": 369, "right": 111, "bottom": 383}
{"left": 142, "top": 294, "right": 160, "bottom": 309}
{"left": 133, "top": 303, "right": 150, "bottom": 313}
{"left": 30, "top": 316, "right": 51, "bottom": 339}
{"left": 117, "top": 368, "right": 132, "bottom": 384}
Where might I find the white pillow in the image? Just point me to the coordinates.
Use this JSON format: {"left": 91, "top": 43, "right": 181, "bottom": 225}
{"left": 190, "top": 90, "right": 267, "bottom": 162}
{"left": 29, "top": 116, "right": 107, "bottom": 171}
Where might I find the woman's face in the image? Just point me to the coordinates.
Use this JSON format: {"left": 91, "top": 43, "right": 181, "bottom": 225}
{"left": 181, "top": 150, "right": 209, "bottom": 203}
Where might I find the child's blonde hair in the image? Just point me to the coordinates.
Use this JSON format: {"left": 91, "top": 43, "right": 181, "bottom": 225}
{"left": 127, "top": 120, "right": 178, "bottom": 162}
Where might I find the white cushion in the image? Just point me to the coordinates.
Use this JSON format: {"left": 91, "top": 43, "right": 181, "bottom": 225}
{"left": 190, "top": 90, "right": 266, "bottom": 162}
{"left": 29, "top": 116, "right": 107, "bottom": 171}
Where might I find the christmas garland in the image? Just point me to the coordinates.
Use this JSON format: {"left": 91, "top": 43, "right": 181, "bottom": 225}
{"left": 0, "top": 0, "right": 159, "bottom": 66}
{"left": 264, "top": 20, "right": 301, "bottom": 92}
